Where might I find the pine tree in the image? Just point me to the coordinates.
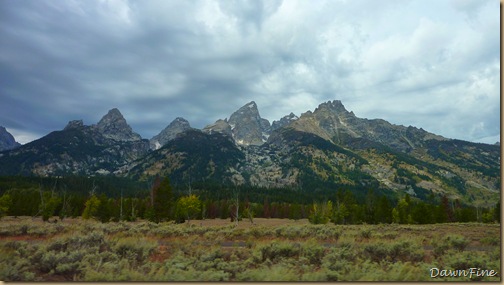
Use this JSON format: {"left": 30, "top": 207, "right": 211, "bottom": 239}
{"left": 0, "top": 193, "right": 12, "bottom": 219}
{"left": 375, "top": 196, "right": 392, "bottom": 224}
{"left": 151, "top": 177, "right": 174, "bottom": 222}
{"left": 95, "top": 194, "right": 112, "bottom": 223}
{"left": 412, "top": 201, "right": 432, "bottom": 224}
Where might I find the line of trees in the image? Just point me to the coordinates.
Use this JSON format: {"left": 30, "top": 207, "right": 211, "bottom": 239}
{"left": 0, "top": 176, "right": 500, "bottom": 225}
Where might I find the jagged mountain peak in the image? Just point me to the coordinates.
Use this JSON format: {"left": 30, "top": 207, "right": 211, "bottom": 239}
{"left": 173, "top": 117, "right": 189, "bottom": 123}
{"left": 203, "top": 119, "right": 232, "bottom": 137}
{"left": 97, "top": 108, "right": 125, "bottom": 126}
{"left": 228, "top": 101, "right": 270, "bottom": 146}
{"left": 64, "top": 120, "right": 84, "bottom": 130}
{"left": 270, "top": 112, "right": 299, "bottom": 132}
{"left": 315, "top": 100, "right": 352, "bottom": 114}
{"left": 150, "top": 117, "right": 192, "bottom": 150}
{"left": 0, "top": 126, "right": 21, "bottom": 151}
{"left": 229, "top": 101, "right": 260, "bottom": 121}
{"left": 96, "top": 108, "right": 142, "bottom": 142}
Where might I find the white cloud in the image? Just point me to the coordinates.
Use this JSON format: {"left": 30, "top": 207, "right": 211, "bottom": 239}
{"left": 7, "top": 128, "right": 40, "bottom": 145}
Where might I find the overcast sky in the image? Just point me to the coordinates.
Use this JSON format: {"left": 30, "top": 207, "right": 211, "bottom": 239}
{"left": 0, "top": 0, "right": 500, "bottom": 145}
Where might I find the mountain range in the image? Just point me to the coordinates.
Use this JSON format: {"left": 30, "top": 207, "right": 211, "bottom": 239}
{"left": 0, "top": 100, "right": 500, "bottom": 206}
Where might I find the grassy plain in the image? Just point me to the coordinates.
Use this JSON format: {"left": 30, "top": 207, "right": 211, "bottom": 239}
{"left": 0, "top": 217, "right": 500, "bottom": 281}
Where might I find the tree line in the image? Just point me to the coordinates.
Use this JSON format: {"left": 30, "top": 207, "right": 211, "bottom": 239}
{"left": 0, "top": 176, "right": 500, "bottom": 225}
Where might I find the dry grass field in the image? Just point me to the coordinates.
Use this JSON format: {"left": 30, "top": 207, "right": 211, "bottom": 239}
{"left": 0, "top": 216, "right": 500, "bottom": 281}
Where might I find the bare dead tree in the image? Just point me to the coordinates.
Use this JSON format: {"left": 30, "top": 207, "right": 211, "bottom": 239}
{"left": 120, "top": 188, "right": 123, "bottom": 221}
{"left": 34, "top": 183, "right": 45, "bottom": 218}
{"left": 232, "top": 185, "right": 240, "bottom": 227}
{"left": 90, "top": 180, "right": 97, "bottom": 197}
{"left": 186, "top": 173, "right": 193, "bottom": 196}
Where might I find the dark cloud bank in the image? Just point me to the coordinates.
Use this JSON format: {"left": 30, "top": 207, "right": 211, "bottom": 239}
{"left": 0, "top": 0, "right": 499, "bottom": 144}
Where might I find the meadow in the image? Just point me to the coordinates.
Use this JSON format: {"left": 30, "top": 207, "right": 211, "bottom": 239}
{"left": 0, "top": 217, "right": 500, "bottom": 281}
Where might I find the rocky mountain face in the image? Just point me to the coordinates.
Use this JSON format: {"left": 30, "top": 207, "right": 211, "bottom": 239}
{"left": 227, "top": 101, "right": 271, "bottom": 146}
{"left": 96, "top": 108, "right": 142, "bottom": 141}
{"left": 0, "top": 101, "right": 499, "bottom": 207}
{"left": 270, "top": 113, "right": 299, "bottom": 132}
{"left": 126, "top": 129, "right": 244, "bottom": 184}
{"left": 0, "top": 109, "right": 149, "bottom": 176}
{"left": 290, "top": 100, "right": 446, "bottom": 153}
{"left": 150, "top": 117, "right": 192, "bottom": 150}
{"left": 202, "top": 119, "right": 232, "bottom": 137}
{"left": 0, "top": 126, "right": 21, "bottom": 151}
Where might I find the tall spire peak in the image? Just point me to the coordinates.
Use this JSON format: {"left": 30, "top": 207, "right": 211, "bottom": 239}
{"left": 96, "top": 108, "right": 142, "bottom": 141}
{"left": 228, "top": 101, "right": 270, "bottom": 146}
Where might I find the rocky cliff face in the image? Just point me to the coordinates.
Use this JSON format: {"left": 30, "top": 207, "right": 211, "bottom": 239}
{"left": 126, "top": 129, "right": 244, "bottom": 184}
{"left": 270, "top": 113, "right": 299, "bottom": 132}
{"left": 227, "top": 101, "right": 271, "bottom": 146}
{"left": 150, "top": 117, "right": 192, "bottom": 150}
{"left": 0, "top": 126, "right": 21, "bottom": 151}
{"left": 96, "top": 108, "right": 142, "bottom": 142}
{"left": 0, "top": 109, "right": 149, "bottom": 176}
{"left": 202, "top": 119, "right": 232, "bottom": 137}
{"left": 289, "top": 100, "right": 446, "bottom": 153}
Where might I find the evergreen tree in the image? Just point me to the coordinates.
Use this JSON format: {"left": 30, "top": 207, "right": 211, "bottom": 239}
{"left": 411, "top": 201, "right": 432, "bottom": 224}
{"left": 95, "top": 194, "right": 112, "bottom": 223}
{"left": 41, "top": 195, "right": 61, "bottom": 222}
{"left": 288, "top": 203, "right": 302, "bottom": 220}
{"left": 0, "top": 193, "right": 12, "bottom": 219}
{"left": 151, "top": 177, "right": 174, "bottom": 222}
{"left": 375, "top": 196, "right": 392, "bottom": 224}
{"left": 364, "top": 189, "right": 376, "bottom": 224}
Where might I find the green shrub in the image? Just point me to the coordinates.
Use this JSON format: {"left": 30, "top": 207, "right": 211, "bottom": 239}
{"left": 3, "top": 240, "right": 28, "bottom": 251}
{"left": 301, "top": 240, "right": 326, "bottom": 265}
{"left": 363, "top": 240, "right": 423, "bottom": 263}
{"left": 360, "top": 229, "right": 372, "bottom": 239}
{"left": 257, "top": 241, "right": 301, "bottom": 262}
{"left": 480, "top": 236, "right": 499, "bottom": 246}
{"left": 236, "top": 264, "right": 300, "bottom": 281}
{"left": 322, "top": 248, "right": 354, "bottom": 273}
{"left": 111, "top": 237, "right": 157, "bottom": 263}
{"left": 0, "top": 256, "right": 35, "bottom": 281}
{"left": 446, "top": 235, "right": 469, "bottom": 252}
{"left": 432, "top": 234, "right": 470, "bottom": 258}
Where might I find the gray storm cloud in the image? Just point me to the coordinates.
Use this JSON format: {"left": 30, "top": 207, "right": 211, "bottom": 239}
{"left": 0, "top": 0, "right": 499, "bottom": 144}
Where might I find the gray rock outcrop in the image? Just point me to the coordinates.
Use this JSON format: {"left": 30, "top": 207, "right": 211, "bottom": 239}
{"left": 150, "top": 117, "right": 192, "bottom": 150}
{"left": 95, "top": 108, "right": 142, "bottom": 141}
{"left": 64, "top": 120, "right": 84, "bottom": 130}
{"left": 202, "top": 119, "right": 232, "bottom": 137}
{"left": 270, "top": 112, "right": 299, "bottom": 132}
{"left": 0, "top": 126, "right": 21, "bottom": 151}
{"left": 228, "top": 101, "right": 270, "bottom": 146}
